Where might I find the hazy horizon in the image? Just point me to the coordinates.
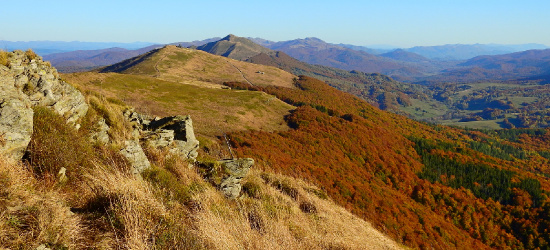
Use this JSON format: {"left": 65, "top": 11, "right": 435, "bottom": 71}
{"left": 1, "top": 38, "right": 548, "bottom": 51}
{"left": 1, "top": 0, "right": 549, "bottom": 48}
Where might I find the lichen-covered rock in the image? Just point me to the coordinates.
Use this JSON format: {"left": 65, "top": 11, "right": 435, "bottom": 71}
{"left": 141, "top": 129, "right": 174, "bottom": 148}
{"left": 90, "top": 118, "right": 110, "bottom": 145}
{"left": 218, "top": 158, "right": 254, "bottom": 199}
{"left": 6, "top": 50, "right": 88, "bottom": 125}
{"left": 120, "top": 140, "right": 151, "bottom": 176}
{"left": 0, "top": 65, "right": 33, "bottom": 161}
{"left": 147, "top": 115, "right": 199, "bottom": 160}
{"left": 119, "top": 109, "right": 200, "bottom": 176}
{"left": 122, "top": 109, "right": 199, "bottom": 161}
{"left": 0, "top": 96, "right": 33, "bottom": 161}
{"left": 198, "top": 158, "right": 254, "bottom": 199}
{"left": 0, "top": 50, "right": 89, "bottom": 161}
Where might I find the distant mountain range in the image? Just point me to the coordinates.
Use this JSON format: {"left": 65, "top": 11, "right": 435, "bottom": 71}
{"left": 8, "top": 37, "right": 550, "bottom": 82}
{"left": 407, "top": 43, "right": 549, "bottom": 60}
{"left": 247, "top": 37, "right": 550, "bottom": 83}
{"left": 0, "top": 40, "right": 158, "bottom": 55}
{"left": 424, "top": 48, "right": 550, "bottom": 83}
{"left": 43, "top": 45, "right": 163, "bottom": 73}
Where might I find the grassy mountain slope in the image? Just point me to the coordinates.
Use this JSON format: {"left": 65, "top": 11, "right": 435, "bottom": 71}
{"left": 100, "top": 45, "right": 294, "bottom": 88}
{"left": 65, "top": 72, "right": 294, "bottom": 136}
{"left": 0, "top": 103, "right": 401, "bottom": 249}
{"left": 65, "top": 46, "right": 298, "bottom": 136}
{"left": 45, "top": 47, "right": 550, "bottom": 248}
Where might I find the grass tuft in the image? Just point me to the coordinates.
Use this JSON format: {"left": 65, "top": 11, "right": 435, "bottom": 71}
{"left": 0, "top": 50, "right": 9, "bottom": 67}
{"left": 26, "top": 106, "right": 95, "bottom": 181}
{"left": 25, "top": 49, "right": 38, "bottom": 61}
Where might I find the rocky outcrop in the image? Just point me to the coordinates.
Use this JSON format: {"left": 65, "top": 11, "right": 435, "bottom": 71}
{"left": 123, "top": 109, "right": 199, "bottom": 160}
{"left": 119, "top": 109, "right": 200, "bottom": 175}
{"left": 146, "top": 115, "right": 199, "bottom": 159}
{"left": 0, "top": 50, "right": 88, "bottom": 161}
{"left": 0, "top": 89, "right": 33, "bottom": 161}
{"left": 198, "top": 158, "right": 254, "bottom": 199}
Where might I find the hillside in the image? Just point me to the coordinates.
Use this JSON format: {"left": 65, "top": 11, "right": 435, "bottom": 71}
{"left": 227, "top": 76, "right": 550, "bottom": 249}
{"left": 77, "top": 46, "right": 550, "bottom": 248}
{"left": 41, "top": 38, "right": 219, "bottom": 73}
{"left": 67, "top": 45, "right": 296, "bottom": 136}
{"left": 1, "top": 50, "right": 403, "bottom": 249}
{"left": 100, "top": 45, "right": 294, "bottom": 88}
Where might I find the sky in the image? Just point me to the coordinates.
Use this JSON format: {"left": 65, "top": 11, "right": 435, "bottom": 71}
{"left": 1, "top": 0, "right": 549, "bottom": 48}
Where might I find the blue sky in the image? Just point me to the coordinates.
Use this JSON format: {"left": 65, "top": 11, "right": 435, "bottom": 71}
{"left": 1, "top": 0, "right": 548, "bottom": 47}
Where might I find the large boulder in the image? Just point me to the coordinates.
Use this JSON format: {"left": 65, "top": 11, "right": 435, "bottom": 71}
{"left": 0, "top": 71, "right": 33, "bottom": 161}
{"left": 0, "top": 50, "right": 88, "bottom": 161}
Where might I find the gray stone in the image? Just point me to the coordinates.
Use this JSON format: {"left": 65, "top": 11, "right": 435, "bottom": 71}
{"left": 120, "top": 140, "right": 151, "bottom": 176}
{"left": 218, "top": 158, "right": 254, "bottom": 199}
{"left": 147, "top": 115, "right": 199, "bottom": 160}
{"left": 0, "top": 98, "right": 33, "bottom": 161}
{"left": 0, "top": 72, "right": 33, "bottom": 161}
{"left": 36, "top": 244, "right": 51, "bottom": 250}
{"left": 141, "top": 129, "right": 174, "bottom": 148}
{"left": 0, "top": 50, "right": 89, "bottom": 161}
{"left": 90, "top": 118, "right": 110, "bottom": 145}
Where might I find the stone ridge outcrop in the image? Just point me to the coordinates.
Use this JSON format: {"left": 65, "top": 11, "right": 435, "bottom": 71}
{"left": 0, "top": 50, "right": 88, "bottom": 161}
{"left": 121, "top": 109, "right": 200, "bottom": 175}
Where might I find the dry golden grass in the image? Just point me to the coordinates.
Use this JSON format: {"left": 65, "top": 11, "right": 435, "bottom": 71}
{"left": 0, "top": 157, "right": 83, "bottom": 249}
{"left": 1, "top": 136, "right": 402, "bottom": 250}
{"left": 186, "top": 168, "right": 404, "bottom": 250}
{"left": 0, "top": 50, "right": 9, "bottom": 67}
{"left": 25, "top": 49, "right": 38, "bottom": 61}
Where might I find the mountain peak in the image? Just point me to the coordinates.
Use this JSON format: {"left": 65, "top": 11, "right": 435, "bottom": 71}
{"left": 303, "top": 37, "right": 325, "bottom": 42}
{"left": 222, "top": 34, "right": 238, "bottom": 41}
{"left": 197, "top": 35, "right": 273, "bottom": 61}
